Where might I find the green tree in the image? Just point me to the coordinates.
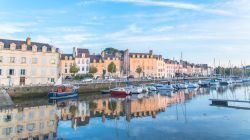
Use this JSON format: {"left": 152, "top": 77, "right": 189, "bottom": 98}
{"left": 104, "top": 48, "right": 119, "bottom": 55}
{"left": 70, "top": 63, "right": 79, "bottom": 76}
{"left": 136, "top": 66, "right": 143, "bottom": 78}
{"left": 108, "top": 62, "right": 116, "bottom": 74}
{"left": 89, "top": 66, "right": 98, "bottom": 75}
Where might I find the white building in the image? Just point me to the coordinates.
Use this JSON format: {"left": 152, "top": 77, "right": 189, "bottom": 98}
{"left": 0, "top": 37, "right": 60, "bottom": 86}
{"left": 73, "top": 47, "right": 90, "bottom": 75}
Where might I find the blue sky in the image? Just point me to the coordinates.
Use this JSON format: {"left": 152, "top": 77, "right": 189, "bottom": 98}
{"left": 1, "top": 0, "right": 250, "bottom": 66}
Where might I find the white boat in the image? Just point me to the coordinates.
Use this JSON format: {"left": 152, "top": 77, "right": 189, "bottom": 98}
{"left": 198, "top": 80, "right": 210, "bottom": 87}
{"left": 243, "top": 78, "right": 250, "bottom": 83}
{"left": 125, "top": 86, "right": 143, "bottom": 94}
{"left": 177, "top": 83, "right": 188, "bottom": 89}
{"left": 187, "top": 83, "right": 199, "bottom": 88}
{"left": 155, "top": 84, "right": 174, "bottom": 90}
{"left": 146, "top": 84, "right": 157, "bottom": 91}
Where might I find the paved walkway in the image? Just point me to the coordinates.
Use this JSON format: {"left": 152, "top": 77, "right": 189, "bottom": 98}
{"left": 0, "top": 89, "right": 14, "bottom": 107}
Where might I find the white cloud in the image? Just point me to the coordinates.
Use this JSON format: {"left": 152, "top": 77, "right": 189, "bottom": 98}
{"left": 0, "top": 24, "right": 24, "bottom": 34}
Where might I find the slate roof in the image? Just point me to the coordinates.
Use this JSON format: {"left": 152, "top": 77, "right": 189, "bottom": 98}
{"left": 61, "top": 54, "right": 75, "bottom": 60}
{"left": 0, "top": 38, "right": 58, "bottom": 52}
{"left": 90, "top": 55, "right": 104, "bottom": 63}
{"left": 75, "top": 48, "right": 90, "bottom": 58}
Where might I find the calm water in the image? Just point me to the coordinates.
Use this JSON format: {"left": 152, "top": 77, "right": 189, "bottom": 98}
{"left": 1, "top": 84, "right": 250, "bottom": 140}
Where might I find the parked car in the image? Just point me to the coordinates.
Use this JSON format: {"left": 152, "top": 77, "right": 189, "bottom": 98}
{"left": 82, "top": 78, "right": 93, "bottom": 82}
{"left": 65, "top": 76, "right": 73, "bottom": 80}
{"left": 107, "top": 78, "right": 116, "bottom": 82}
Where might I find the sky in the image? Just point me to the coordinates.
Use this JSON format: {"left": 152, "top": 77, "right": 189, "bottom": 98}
{"left": 0, "top": 0, "right": 250, "bottom": 66}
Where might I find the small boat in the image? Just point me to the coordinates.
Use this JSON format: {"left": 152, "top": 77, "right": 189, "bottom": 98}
{"left": 198, "top": 80, "right": 210, "bottom": 87}
{"left": 177, "top": 83, "right": 188, "bottom": 89}
{"left": 125, "top": 86, "right": 143, "bottom": 94}
{"left": 110, "top": 87, "right": 131, "bottom": 95}
{"left": 219, "top": 78, "right": 233, "bottom": 86}
{"left": 209, "top": 79, "right": 220, "bottom": 86}
{"left": 155, "top": 84, "right": 174, "bottom": 90}
{"left": 243, "top": 78, "right": 250, "bottom": 83}
{"left": 101, "top": 90, "right": 111, "bottom": 94}
{"left": 48, "top": 84, "right": 79, "bottom": 99}
{"left": 187, "top": 83, "right": 199, "bottom": 88}
{"left": 146, "top": 84, "right": 157, "bottom": 91}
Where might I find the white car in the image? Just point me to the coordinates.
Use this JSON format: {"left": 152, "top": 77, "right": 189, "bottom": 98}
{"left": 82, "top": 78, "right": 93, "bottom": 82}
{"left": 108, "top": 78, "right": 116, "bottom": 82}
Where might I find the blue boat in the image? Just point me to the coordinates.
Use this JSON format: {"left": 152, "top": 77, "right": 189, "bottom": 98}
{"left": 48, "top": 84, "right": 79, "bottom": 99}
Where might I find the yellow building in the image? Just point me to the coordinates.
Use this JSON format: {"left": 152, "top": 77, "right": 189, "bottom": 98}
{"left": 129, "top": 50, "right": 158, "bottom": 78}
{"left": 90, "top": 52, "right": 122, "bottom": 77}
{"left": 0, "top": 37, "right": 60, "bottom": 86}
{"left": 0, "top": 105, "right": 58, "bottom": 140}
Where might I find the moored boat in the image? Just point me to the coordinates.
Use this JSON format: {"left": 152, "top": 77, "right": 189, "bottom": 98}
{"left": 110, "top": 87, "right": 131, "bottom": 95}
{"left": 155, "top": 84, "right": 174, "bottom": 90}
{"left": 187, "top": 83, "right": 199, "bottom": 88}
{"left": 48, "top": 84, "right": 79, "bottom": 99}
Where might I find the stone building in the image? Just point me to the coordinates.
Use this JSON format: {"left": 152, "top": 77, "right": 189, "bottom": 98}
{"left": 0, "top": 105, "right": 58, "bottom": 140}
{"left": 0, "top": 37, "right": 60, "bottom": 86}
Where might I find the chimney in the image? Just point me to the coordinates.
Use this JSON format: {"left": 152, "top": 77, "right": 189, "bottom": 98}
{"left": 26, "top": 36, "right": 31, "bottom": 45}
{"left": 149, "top": 50, "right": 153, "bottom": 55}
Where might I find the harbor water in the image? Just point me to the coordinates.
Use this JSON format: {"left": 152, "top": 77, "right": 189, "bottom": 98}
{"left": 1, "top": 84, "right": 250, "bottom": 140}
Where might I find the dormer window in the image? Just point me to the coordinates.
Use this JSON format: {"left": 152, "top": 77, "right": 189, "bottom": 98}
{"left": 32, "top": 45, "right": 37, "bottom": 52}
{"left": 51, "top": 47, "right": 56, "bottom": 53}
{"left": 21, "top": 44, "right": 27, "bottom": 51}
{"left": 42, "top": 46, "right": 47, "bottom": 53}
{"left": 65, "top": 56, "right": 68, "bottom": 60}
{"left": 0, "top": 42, "right": 4, "bottom": 50}
{"left": 69, "top": 56, "right": 72, "bottom": 60}
{"left": 10, "top": 43, "right": 16, "bottom": 51}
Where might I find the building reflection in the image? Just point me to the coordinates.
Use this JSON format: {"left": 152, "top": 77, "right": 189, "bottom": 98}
{"left": 0, "top": 105, "right": 58, "bottom": 140}
{"left": 55, "top": 90, "right": 198, "bottom": 129}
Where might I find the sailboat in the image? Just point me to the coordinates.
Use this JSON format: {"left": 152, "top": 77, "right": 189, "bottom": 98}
{"left": 48, "top": 76, "right": 79, "bottom": 99}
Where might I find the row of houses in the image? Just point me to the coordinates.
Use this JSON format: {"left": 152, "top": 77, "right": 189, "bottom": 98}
{"left": 0, "top": 37, "right": 213, "bottom": 86}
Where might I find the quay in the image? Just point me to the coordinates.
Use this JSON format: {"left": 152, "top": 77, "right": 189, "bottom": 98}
{"left": 5, "top": 77, "right": 210, "bottom": 99}
{"left": 210, "top": 99, "right": 250, "bottom": 109}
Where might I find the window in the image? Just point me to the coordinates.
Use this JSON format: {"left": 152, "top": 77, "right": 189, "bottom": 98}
{"left": 21, "top": 57, "right": 26, "bottom": 64}
{"left": 51, "top": 59, "right": 55, "bottom": 64}
{"left": 26, "top": 123, "right": 35, "bottom": 131}
{"left": 10, "top": 57, "right": 15, "bottom": 63}
{"left": 16, "top": 125, "right": 23, "bottom": 133}
{"left": 65, "top": 63, "right": 68, "bottom": 67}
{"left": 20, "top": 69, "right": 25, "bottom": 76}
{"left": 9, "top": 69, "right": 14, "bottom": 75}
{"left": 0, "top": 56, "right": 2, "bottom": 63}
{"left": 78, "top": 60, "right": 80, "bottom": 64}
{"left": 82, "top": 67, "right": 85, "bottom": 71}
{"left": 51, "top": 78, "right": 55, "bottom": 83}
{"left": 86, "top": 59, "right": 89, "bottom": 64}
{"left": 2, "top": 127, "right": 12, "bottom": 136}
{"left": 39, "top": 122, "right": 44, "bottom": 130}
{"left": 3, "top": 115, "right": 11, "bottom": 122}
{"left": 86, "top": 66, "right": 89, "bottom": 71}
{"left": 82, "top": 59, "right": 85, "bottom": 64}
{"left": 0, "top": 69, "right": 2, "bottom": 75}
{"left": 32, "top": 58, "right": 38, "bottom": 64}
{"left": 65, "top": 69, "right": 67, "bottom": 73}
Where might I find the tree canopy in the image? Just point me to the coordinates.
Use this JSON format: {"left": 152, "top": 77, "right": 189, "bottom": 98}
{"left": 70, "top": 63, "right": 79, "bottom": 76}
{"left": 108, "top": 62, "right": 117, "bottom": 73}
{"left": 89, "top": 66, "right": 98, "bottom": 74}
{"left": 136, "top": 66, "right": 143, "bottom": 77}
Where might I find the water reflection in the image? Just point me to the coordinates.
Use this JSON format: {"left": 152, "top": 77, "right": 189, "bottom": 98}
{"left": 1, "top": 84, "right": 250, "bottom": 140}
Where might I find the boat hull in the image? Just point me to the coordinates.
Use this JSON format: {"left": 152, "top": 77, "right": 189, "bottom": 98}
{"left": 48, "top": 90, "right": 79, "bottom": 99}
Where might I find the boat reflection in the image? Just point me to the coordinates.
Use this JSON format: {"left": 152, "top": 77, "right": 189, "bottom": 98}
{"left": 0, "top": 85, "right": 247, "bottom": 140}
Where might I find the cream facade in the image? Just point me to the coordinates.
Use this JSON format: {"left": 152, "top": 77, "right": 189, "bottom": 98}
{"left": 73, "top": 48, "right": 90, "bottom": 75}
{"left": 0, "top": 105, "right": 58, "bottom": 140}
{"left": 0, "top": 37, "right": 60, "bottom": 86}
